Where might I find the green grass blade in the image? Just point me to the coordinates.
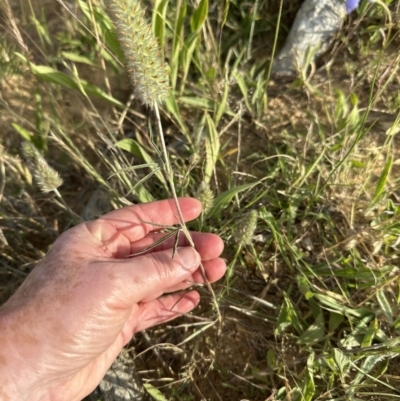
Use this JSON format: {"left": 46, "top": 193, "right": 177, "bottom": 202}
{"left": 115, "top": 138, "right": 167, "bottom": 188}
{"left": 163, "top": 93, "right": 190, "bottom": 142}
{"left": 232, "top": 70, "right": 251, "bottom": 113}
{"left": 376, "top": 289, "right": 393, "bottom": 326}
{"left": 215, "top": 69, "right": 230, "bottom": 125}
{"left": 153, "top": 0, "right": 170, "bottom": 51}
{"left": 20, "top": 59, "right": 123, "bottom": 108}
{"left": 221, "top": 0, "right": 230, "bottom": 26}
{"left": 370, "top": 155, "right": 393, "bottom": 209}
{"left": 61, "top": 51, "right": 97, "bottom": 67}
{"left": 143, "top": 383, "right": 168, "bottom": 401}
{"left": 170, "top": 0, "right": 187, "bottom": 88}
{"left": 190, "top": 0, "right": 208, "bottom": 32}
{"left": 177, "top": 322, "right": 215, "bottom": 346}
{"left": 208, "top": 181, "right": 260, "bottom": 218}
{"left": 180, "top": 31, "right": 200, "bottom": 93}
{"left": 12, "top": 123, "right": 33, "bottom": 142}
{"left": 204, "top": 114, "right": 220, "bottom": 183}
{"left": 298, "top": 312, "right": 324, "bottom": 345}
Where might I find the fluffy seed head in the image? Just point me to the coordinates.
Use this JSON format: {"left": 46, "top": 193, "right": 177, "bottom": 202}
{"left": 34, "top": 157, "right": 63, "bottom": 193}
{"left": 196, "top": 181, "right": 214, "bottom": 215}
{"left": 22, "top": 141, "right": 40, "bottom": 165}
{"left": 188, "top": 153, "right": 200, "bottom": 167}
{"left": 234, "top": 210, "right": 258, "bottom": 246}
{"left": 22, "top": 142, "right": 63, "bottom": 193}
{"left": 108, "top": 0, "right": 169, "bottom": 108}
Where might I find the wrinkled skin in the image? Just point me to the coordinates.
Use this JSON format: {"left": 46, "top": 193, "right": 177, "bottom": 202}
{"left": 0, "top": 198, "right": 225, "bottom": 401}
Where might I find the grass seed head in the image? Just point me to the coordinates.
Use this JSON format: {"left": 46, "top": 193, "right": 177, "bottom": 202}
{"left": 22, "top": 142, "right": 63, "bottom": 193}
{"left": 196, "top": 181, "right": 214, "bottom": 215}
{"left": 34, "top": 157, "right": 63, "bottom": 193}
{"left": 22, "top": 141, "right": 40, "bottom": 165}
{"left": 108, "top": 0, "right": 169, "bottom": 108}
{"left": 189, "top": 153, "right": 200, "bottom": 167}
{"left": 234, "top": 210, "right": 258, "bottom": 247}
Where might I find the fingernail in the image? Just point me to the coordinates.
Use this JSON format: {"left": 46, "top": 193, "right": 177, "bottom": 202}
{"left": 176, "top": 247, "right": 200, "bottom": 269}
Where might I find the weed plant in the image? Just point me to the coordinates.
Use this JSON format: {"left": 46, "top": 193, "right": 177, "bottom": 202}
{"left": 1, "top": 0, "right": 400, "bottom": 400}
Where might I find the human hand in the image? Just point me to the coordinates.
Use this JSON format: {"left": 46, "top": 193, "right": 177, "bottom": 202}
{"left": 0, "top": 198, "right": 225, "bottom": 401}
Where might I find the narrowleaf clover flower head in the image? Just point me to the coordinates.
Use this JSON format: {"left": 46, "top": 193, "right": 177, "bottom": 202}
{"left": 108, "top": 0, "right": 169, "bottom": 108}
{"left": 234, "top": 210, "right": 258, "bottom": 247}
{"left": 22, "top": 142, "right": 63, "bottom": 193}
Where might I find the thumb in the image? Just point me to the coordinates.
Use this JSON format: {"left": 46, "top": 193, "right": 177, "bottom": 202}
{"left": 108, "top": 247, "right": 201, "bottom": 304}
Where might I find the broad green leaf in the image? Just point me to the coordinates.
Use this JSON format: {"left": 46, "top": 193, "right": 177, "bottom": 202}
{"left": 208, "top": 181, "right": 260, "bottom": 218}
{"left": 143, "top": 383, "right": 168, "bottom": 401}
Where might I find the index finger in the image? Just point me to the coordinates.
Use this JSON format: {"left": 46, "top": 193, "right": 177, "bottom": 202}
{"left": 90, "top": 198, "right": 202, "bottom": 244}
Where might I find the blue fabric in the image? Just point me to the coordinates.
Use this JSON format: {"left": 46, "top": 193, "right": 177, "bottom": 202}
{"left": 346, "top": 0, "right": 361, "bottom": 13}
